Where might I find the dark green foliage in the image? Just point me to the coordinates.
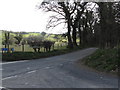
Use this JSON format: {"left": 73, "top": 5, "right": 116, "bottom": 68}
{"left": 2, "top": 46, "right": 82, "bottom": 61}
{"left": 14, "top": 34, "right": 23, "bottom": 45}
{"left": 41, "top": 32, "right": 46, "bottom": 37}
{"left": 98, "top": 2, "right": 119, "bottom": 49}
{"left": 42, "top": 40, "right": 55, "bottom": 52}
{"left": 26, "top": 35, "right": 55, "bottom": 52}
{"left": 83, "top": 48, "right": 118, "bottom": 73}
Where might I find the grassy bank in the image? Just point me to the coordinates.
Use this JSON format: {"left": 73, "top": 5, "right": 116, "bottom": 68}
{"left": 80, "top": 48, "right": 119, "bottom": 74}
{"left": 2, "top": 46, "right": 83, "bottom": 62}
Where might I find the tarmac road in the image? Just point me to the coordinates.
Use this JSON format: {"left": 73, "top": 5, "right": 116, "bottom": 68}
{"left": 2, "top": 48, "right": 118, "bottom": 88}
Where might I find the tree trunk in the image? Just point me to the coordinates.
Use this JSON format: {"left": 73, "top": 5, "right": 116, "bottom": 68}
{"left": 33, "top": 48, "right": 37, "bottom": 52}
{"left": 78, "top": 22, "right": 82, "bottom": 46}
{"left": 82, "top": 20, "right": 88, "bottom": 46}
{"left": 5, "top": 44, "right": 7, "bottom": 48}
{"left": 7, "top": 32, "right": 10, "bottom": 53}
{"left": 72, "top": 26, "right": 77, "bottom": 47}
{"left": 98, "top": 3, "right": 108, "bottom": 49}
{"left": 67, "top": 19, "right": 73, "bottom": 48}
{"left": 83, "top": 29, "right": 87, "bottom": 46}
{"left": 38, "top": 48, "right": 40, "bottom": 52}
{"left": 22, "top": 44, "right": 24, "bottom": 52}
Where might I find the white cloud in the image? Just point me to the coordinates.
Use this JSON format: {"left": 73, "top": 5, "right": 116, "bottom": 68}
{"left": 0, "top": 0, "right": 66, "bottom": 34}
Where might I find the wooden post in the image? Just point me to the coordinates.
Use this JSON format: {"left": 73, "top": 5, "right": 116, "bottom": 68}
{"left": 8, "top": 32, "right": 10, "bottom": 53}
{"left": 22, "top": 44, "right": 24, "bottom": 52}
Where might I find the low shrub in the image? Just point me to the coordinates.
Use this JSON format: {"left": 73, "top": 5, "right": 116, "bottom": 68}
{"left": 82, "top": 48, "right": 118, "bottom": 73}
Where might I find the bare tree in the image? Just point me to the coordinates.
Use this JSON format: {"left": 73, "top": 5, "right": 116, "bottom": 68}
{"left": 39, "top": 0, "right": 79, "bottom": 48}
{"left": 4, "top": 31, "right": 10, "bottom": 52}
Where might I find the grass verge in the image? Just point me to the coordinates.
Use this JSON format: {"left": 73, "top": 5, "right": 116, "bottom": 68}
{"left": 79, "top": 48, "right": 119, "bottom": 74}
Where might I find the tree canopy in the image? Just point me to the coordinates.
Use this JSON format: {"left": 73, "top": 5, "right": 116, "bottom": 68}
{"left": 39, "top": 1, "right": 120, "bottom": 49}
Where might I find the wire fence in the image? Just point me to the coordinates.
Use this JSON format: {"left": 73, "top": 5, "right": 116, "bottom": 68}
{"left": 1, "top": 42, "right": 67, "bottom": 52}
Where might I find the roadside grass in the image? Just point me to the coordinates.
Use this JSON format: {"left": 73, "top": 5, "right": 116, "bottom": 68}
{"left": 80, "top": 48, "right": 119, "bottom": 74}
{"left": 2, "top": 46, "right": 83, "bottom": 62}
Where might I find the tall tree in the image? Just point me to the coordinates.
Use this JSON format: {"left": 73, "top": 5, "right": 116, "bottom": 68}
{"left": 4, "top": 31, "right": 10, "bottom": 52}
{"left": 71, "top": 2, "right": 87, "bottom": 47}
{"left": 39, "top": 1, "right": 78, "bottom": 48}
{"left": 98, "top": 2, "right": 119, "bottom": 48}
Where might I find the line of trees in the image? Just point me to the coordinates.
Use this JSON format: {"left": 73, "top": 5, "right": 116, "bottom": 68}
{"left": 39, "top": 1, "right": 120, "bottom": 49}
{"left": 2, "top": 32, "right": 26, "bottom": 52}
{"left": 26, "top": 35, "right": 55, "bottom": 52}
{"left": 2, "top": 32, "right": 55, "bottom": 52}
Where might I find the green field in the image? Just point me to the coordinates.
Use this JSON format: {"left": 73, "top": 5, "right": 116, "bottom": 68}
{"left": 2, "top": 42, "right": 67, "bottom": 52}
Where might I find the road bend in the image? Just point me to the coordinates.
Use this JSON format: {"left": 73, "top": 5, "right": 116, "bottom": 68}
{"left": 2, "top": 48, "right": 118, "bottom": 88}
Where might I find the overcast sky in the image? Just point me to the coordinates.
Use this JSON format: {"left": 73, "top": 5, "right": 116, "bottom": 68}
{"left": 0, "top": 0, "right": 67, "bottom": 34}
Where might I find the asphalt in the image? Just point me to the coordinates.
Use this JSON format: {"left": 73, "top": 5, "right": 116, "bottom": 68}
{"left": 2, "top": 48, "right": 119, "bottom": 88}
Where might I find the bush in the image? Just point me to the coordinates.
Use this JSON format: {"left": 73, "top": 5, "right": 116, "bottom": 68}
{"left": 83, "top": 48, "right": 118, "bottom": 73}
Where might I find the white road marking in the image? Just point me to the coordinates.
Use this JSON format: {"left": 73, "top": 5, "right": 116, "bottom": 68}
{"left": 45, "top": 66, "right": 50, "bottom": 69}
{"left": 1, "top": 60, "right": 29, "bottom": 65}
{"left": 27, "top": 67, "right": 30, "bottom": 70}
{"left": 2, "top": 75, "right": 18, "bottom": 80}
{"left": 0, "top": 69, "right": 3, "bottom": 70}
{"left": 25, "top": 82, "right": 29, "bottom": 85}
{"left": 0, "top": 87, "right": 5, "bottom": 89}
{"left": 27, "top": 70, "right": 36, "bottom": 74}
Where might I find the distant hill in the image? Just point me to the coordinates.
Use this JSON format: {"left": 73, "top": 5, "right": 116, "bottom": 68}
{"left": 1, "top": 30, "right": 67, "bottom": 43}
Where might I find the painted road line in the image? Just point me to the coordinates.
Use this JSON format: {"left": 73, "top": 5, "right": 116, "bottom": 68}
{"left": 27, "top": 70, "right": 37, "bottom": 74}
{"left": 2, "top": 75, "right": 18, "bottom": 80}
{"left": 1, "top": 60, "right": 29, "bottom": 65}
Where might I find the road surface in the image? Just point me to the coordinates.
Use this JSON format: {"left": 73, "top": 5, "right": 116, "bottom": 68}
{"left": 2, "top": 48, "right": 118, "bottom": 88}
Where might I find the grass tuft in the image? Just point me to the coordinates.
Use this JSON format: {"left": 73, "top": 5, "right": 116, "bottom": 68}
{"left": 82, "top": 48, "right": 119, "bottom": 73}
